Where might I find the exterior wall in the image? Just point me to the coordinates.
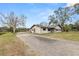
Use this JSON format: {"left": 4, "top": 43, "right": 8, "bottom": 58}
{"left": 54, "top": 29, "right": 61, "bottom": 32}
{"left": 31, "top": 26, "right": 41, "bottom": 33}
{"left": 54, "top": 26, "right": 61, "bottom": 32}
{"left": 41, "top": 28, "right": 50, "bottom": 33}
{"left": 30, "top": 26, "right": 51, "bottom": 34}
{"left": 30, "top": 25, "right": 62, "bottom": 34}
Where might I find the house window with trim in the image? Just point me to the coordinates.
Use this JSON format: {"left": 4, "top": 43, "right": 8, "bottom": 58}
{"left": 56, "top": 29, "right": 58, "bottom": 31}
{"left": 48, "top": 28, "right": 51, "bottom": 31}
{"left": 43, "top": 28, "right": 46, "bottom": 31}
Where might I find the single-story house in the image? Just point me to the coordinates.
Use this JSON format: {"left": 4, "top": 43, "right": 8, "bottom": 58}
{"left": 30, "top": 24, "right": 61, "bottom": 34}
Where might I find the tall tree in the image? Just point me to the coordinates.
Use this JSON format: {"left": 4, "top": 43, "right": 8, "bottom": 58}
{"left": 75, "top": 20, "right": 79, "bottom": 31}
{"left": 48, "top": 15, "right": 58, "bottom": 27}
{"left": 74, "top": 3, "right": 79, "bottom": 14}
{"left": 40, "top": 22, "right": 48, "bottom": 27}
{"left": 49, "top": 7, "right": 72, "bottom": 31}
{"left": 0, "top": 12, "right": 26, "bottom": 33}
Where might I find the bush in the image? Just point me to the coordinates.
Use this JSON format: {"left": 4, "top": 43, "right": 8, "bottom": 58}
{"left": 0, "top": 32, "right": 6, "bottom": 35}
{"left": 63, "top": 24, "right": 71, "bottom": 32}
{"left": 0, "top": 27, "right": 9, "bottom": 32}
{"left": 16, "top": 28, "right": 27, "bottom": 32}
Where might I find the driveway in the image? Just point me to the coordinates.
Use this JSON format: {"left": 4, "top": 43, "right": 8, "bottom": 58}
{"left": 16, "top": 32, "right": 79, "bottom": 56}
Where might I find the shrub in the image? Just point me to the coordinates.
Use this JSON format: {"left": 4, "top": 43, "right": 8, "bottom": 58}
{"left": 63, "top": 24, "right": 71, "bottom": 32}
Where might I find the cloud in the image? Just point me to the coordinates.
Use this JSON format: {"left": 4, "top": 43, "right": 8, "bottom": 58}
{"left": 65, "top": 3, "right": 76, "bottom": 7}
{"left": 26, "top": 8, "right": 55, "bottom": 28}
{"left": 38, "top": 9, "right": 54, "bottom": 20}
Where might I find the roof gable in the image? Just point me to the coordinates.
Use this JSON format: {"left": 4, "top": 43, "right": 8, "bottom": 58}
{"left": 31, "top": 24, "right": 55, "bottom": 29}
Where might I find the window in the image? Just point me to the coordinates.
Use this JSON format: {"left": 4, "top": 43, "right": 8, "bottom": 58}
{"left": 56, "top": 29, "right": 58, "bottom": 31}
{"left": 56, "top": 29, "right": 61, "bottom": 31}
{"left": 43, "top": 28, "right": 46, "bottom": 31}
{"left": 48, "top": 28, "right": 51, "bottom": 31}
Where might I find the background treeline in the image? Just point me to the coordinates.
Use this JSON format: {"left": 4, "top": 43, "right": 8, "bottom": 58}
{"left": 0, "top": 27, "right": 28, "bottom": 32}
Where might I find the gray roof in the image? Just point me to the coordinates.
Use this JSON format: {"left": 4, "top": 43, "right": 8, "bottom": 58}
{"left": 30, "top": 24, "right": 54, "bottom": 29}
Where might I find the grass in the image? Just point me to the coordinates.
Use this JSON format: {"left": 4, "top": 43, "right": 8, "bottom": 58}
{"left": 0, "top": 32, "right": 26, "bottom": 55}
{"left": 0, "top": 32, "right": 6, "bottom": 35}
{"left": 40, "top": 32, "right": 79, "bottom": 41}
{"left": 0, "top": 32, "right": 38, "bottom": 56}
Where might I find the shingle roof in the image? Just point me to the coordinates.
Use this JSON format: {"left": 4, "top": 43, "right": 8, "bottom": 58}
{"left": 30, "top": 24, "right": 54, "bottom": 29}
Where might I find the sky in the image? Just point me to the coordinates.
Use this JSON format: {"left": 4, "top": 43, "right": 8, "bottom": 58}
{"left": 0, "top": 3, "right": 78, "bottom": 28}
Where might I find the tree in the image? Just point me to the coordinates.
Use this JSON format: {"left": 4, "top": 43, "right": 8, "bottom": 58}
{"left": 40, "top": 22, "right": 48, "bottom": 27}
{"left": 68, "top": 24, "right": 75, "bottom": 31}
{"left": 75, "top": 20, "right": 79, "bottom": 31}
{"left": 74, "top": 3, "right": 79, "bottom": 14}
{"left": 48, "top": 15, "right": 58, "bottom": 27}
{"left": 0, "top": 12, "right": 26, "bottom": 33}
{"left": 73, "top": 3, "right": 79, "bottom": 31}
{"left": 49, "top": 7, "right": 72, "bottom": 32}
{"left": 63, "top": 24, "right": 71, "bottom": 32}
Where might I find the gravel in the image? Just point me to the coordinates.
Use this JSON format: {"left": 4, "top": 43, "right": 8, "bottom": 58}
{"left": 16, "top": 32, "right": 79, "bottom": 56}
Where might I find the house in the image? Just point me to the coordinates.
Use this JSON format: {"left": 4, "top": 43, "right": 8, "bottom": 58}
{"left": 30, "top": 24, "right": 61, "bottom": 34}
{"left": 54, "top": 26, "right": 62, "bottom": 32}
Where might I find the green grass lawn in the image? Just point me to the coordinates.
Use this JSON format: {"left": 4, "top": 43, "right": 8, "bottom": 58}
{"left": 0, "top": 32, "right": 26, "bottom": 55}
{"left": 41, "top": 32, "right": 79, "bottom": 41}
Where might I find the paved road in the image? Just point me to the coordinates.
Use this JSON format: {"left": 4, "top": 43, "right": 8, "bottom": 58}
{"left": 16, "top": 32, "right": 79, "bottom": 56}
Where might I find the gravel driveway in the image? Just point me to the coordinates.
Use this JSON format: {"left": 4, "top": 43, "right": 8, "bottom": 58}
{"left": 16, "top": 32, "right": 79, "bottom": 56}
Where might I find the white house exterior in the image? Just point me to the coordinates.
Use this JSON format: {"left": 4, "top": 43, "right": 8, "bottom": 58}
{"left": 30, "top": 25, "right": 61, "bottom": 34}
{"left": 54, "top": 26, "right": 61, "bottom": 32}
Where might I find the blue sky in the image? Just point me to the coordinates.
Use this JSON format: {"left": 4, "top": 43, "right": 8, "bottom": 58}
{"left": 0, "top": 3, "right": 78, "bottom": 28}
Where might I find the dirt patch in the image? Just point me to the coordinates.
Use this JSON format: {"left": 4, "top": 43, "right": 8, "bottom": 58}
{"left": 0, "top": 38, "right": 25, "bottom": 56}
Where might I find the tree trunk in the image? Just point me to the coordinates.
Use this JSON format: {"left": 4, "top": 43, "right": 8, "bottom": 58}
{"left": 61, "top": 26, "right": 64, "bottom": 32}
{"left": 13, "top": 27, "right": 16, "bottom": 33}
{"left": 58, "top": 25, "right": 64, "bottom": 32}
